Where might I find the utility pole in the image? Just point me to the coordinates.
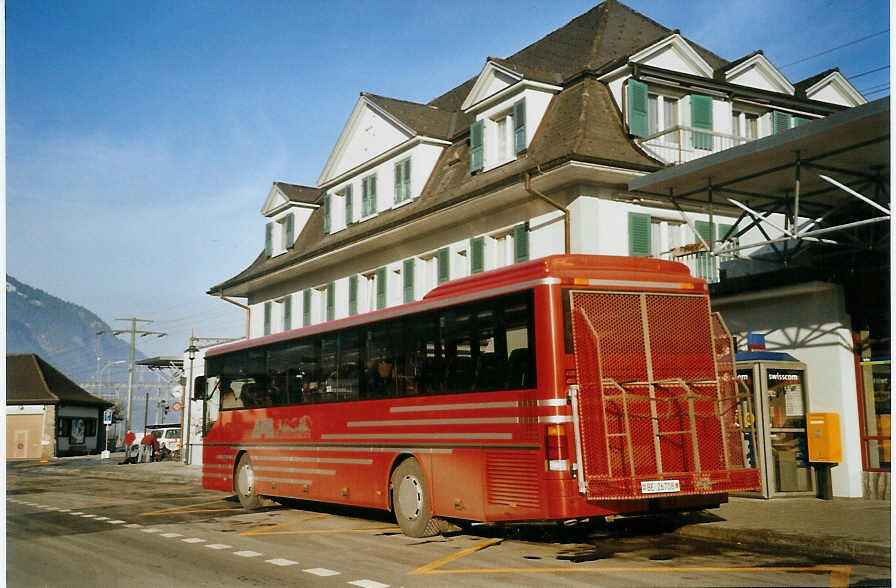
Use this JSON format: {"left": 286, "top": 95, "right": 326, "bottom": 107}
{"left": 97, "top": 318, "right": 166, "bottom": 434}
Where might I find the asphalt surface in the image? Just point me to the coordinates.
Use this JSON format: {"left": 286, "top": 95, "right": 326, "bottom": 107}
{"left": 6, "top": 457, "right": 891, "bottom": 587}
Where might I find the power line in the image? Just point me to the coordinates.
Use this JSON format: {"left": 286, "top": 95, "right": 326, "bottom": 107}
{"left": 859, "top": 82, "right": 890, "bottom": 93}
{"left": 779, "top": 29, "right": 888, "bottom": 68}
{"left": 847, "top": 65, "right": 890, "bottom": 80}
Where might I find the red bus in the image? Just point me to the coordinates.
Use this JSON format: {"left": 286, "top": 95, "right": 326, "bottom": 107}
{"left": 197, "top": 255, "right": 760, "bottom": 537}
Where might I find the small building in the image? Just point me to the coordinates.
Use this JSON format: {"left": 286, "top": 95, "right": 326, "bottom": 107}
{"left": 6, "top": 354, "right": 113, "bottom": 459}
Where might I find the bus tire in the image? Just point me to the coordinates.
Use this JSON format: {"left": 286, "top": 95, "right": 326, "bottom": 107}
{"left": 234, "top": 454, "right": 273, "bottom": 510}
{"left": 390, "top": 458, "right": 439, "bottom": 538}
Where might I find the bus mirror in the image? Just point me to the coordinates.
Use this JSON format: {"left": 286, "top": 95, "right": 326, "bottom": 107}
{"left": 193, "top": 376, "right": 207, "bottom": 400}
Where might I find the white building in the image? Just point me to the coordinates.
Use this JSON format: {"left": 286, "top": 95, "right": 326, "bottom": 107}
{"left": 210, "top": 1, "right": 885, "bottom": 498}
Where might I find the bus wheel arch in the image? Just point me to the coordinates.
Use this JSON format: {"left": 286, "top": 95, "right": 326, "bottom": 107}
{"left": 389, "top": 455, "right": 439, "bottom": 537}
{"left": 233, "top": 451, "right": 274, "bottom": 510}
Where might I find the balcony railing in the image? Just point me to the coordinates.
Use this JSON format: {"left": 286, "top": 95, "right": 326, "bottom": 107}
{"left": 656, "top": 242, "right": 739, "bottom": 284}
{"left": 637, "top": 126, "right": 752, "bottom": 165}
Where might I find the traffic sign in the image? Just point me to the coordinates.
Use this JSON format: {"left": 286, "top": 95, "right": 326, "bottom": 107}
{"left": 171, "top": 401, "right": 183, "bottom": 412}
{"left": 103, "top": 409, "right": 113, "bottom": 425}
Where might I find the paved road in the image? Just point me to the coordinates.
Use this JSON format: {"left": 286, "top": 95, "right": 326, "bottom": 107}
{"left": 7, "top": 462, "right": 889, "bottom": 587}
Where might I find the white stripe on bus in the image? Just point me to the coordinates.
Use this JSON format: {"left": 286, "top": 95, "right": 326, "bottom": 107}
{"left": 254, "top": 476, "right": 313, "bottom": 485}
{"left": 389, "top": 401, "right": 518, "bottom": 413}
{"left": 321, "top": 432, "right": 512, "bottom": 440}
{"left": 252, "top": 455, "right": 373, "bottom": 465}
{"left": 347, "top": 417, "right": 519, "bottom": 427}
{"left": 537, "top": 415, "right": 573, "bottom": 424}
{"left": 254, "top": 466, "right": 336, "bottom": 476}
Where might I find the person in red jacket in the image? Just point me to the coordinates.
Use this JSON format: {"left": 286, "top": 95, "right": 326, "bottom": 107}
{"left": 138, "top": 432, "right": 159, "bottom": 463}
{"left": 124, "top": 430, "right": 136, "bottom": 462}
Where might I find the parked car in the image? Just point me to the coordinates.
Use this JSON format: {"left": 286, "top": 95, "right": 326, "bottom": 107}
{"left": 129, "top": 424, "right": 182, "bottom": 457}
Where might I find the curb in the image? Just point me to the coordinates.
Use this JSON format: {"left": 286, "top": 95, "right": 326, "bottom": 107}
{"left": 674, "top": 523, "right": 890, "bottom": 567}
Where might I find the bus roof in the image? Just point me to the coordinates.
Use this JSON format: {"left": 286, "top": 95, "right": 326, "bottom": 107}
{"left": 206, "top": 254, "right": 703, "bottom": 358}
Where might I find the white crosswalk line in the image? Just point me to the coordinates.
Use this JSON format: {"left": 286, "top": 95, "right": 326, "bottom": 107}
{"left": 304, "top": 568, "right": 340, "bottom": 576}
{"left": 181, "top": 538, "right": 206, "bottom": 544}
{"left": 266, "top": 559, "right": 298, "bottom": 567}
{"left": 233, "top": 551, "right": 262, "bottom": 558}
{"left": 205, "top": 544, "right": 232, "bottom": 550}
{"left": 348, "top": 581, "right": 390, "bottom": 588}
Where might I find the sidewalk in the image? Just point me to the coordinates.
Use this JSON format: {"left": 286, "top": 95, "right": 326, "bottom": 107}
{"left": 19, "top": 454, "right": 891, "bottom": 567}
{"left": 674, "top": 496, "right": 891, "bottom": 567}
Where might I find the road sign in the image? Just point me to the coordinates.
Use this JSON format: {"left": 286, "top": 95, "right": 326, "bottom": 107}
{"left": 171, "top": 401, "right": 183, "bottom": 412}
{"left": 103, "top": 409, "right": 113, "bottom": 425}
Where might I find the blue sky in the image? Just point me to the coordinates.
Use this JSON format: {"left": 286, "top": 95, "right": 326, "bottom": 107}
{"left": 5, "top": 0, "right": 890, "bottom": 366}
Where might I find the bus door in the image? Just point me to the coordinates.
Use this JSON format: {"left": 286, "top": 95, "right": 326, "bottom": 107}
{"left": 568, "top": 289, "right": 751, "bottom": 501}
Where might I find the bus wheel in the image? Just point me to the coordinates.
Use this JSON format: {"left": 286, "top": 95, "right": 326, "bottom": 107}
{"left": 391, "top": 458, "right": 439, "bottom": 538}
{"left": 234, "top": 454, "right": 271, "bottom": 510}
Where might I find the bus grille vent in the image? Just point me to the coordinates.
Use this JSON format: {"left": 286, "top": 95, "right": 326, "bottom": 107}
{"left": 486, "top": 450, "right": 540, "bottom": 509}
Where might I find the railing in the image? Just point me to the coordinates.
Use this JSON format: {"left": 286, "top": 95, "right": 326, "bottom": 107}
{"left": 657, "top": 243, "right": 739, "bottom": 284}
{"left": 637, "top": 126, "right": 751, "bottom": 165}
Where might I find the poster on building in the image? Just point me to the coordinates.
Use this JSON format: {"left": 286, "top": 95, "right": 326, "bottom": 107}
{"left": 71, "top": 418, "right": 85, "bottom": 445}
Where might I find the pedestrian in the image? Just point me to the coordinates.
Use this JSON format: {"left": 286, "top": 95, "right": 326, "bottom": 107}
{"left": 124, "top": 430, "right": 136, "bottom": 463}
{"left": 138, "top": 432, "right": 158, "bottom": 463}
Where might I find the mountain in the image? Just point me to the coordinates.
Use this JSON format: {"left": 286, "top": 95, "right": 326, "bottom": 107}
{"left": 6, "top": 275, "right": 141, "bottom": 385}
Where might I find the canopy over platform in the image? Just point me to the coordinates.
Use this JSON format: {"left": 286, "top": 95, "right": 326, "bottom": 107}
{"left": 628, "top": 98, "right": 889, "bottom": 259}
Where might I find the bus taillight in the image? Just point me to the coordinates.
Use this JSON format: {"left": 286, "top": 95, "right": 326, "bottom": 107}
{"left": 546, "top": 424, "right": 569, "bottom": 471}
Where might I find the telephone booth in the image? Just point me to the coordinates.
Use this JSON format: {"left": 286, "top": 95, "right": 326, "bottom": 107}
{"left": 735, "top": 352, "right": 814, "bottom": 498}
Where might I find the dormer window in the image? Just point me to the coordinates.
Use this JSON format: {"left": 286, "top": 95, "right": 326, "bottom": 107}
{"left": 470, "top": 98, "right": 527, "bottom": 174}
{"left": 265, "top": 213, "right": 295, "bottom": 257}
{"left": 362, "top": 173, "right": 378, "bottom": 217}
{"left": 394, "top": 158, "right": 411, "bottom": 204}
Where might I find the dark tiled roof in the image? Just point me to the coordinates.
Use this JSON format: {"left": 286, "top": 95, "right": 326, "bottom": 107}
{"left": 6, "top": 354, "right": 112, "bottom": 407}
{"left": 363, "top": 93, "right": 468, "bottom": 140}
{"left": 209, "top": 1, "right": 732, "bottom": 294}
{"left": 210, "top": 78, "right": 660, "bottom": 294}
{"left": 273, "top": 182, "right": 321, "bottom": 205}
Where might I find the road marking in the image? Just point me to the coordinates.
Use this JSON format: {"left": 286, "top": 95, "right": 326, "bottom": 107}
{"left": 80, "top": 514, "right": 97, "bottom": 518}
{"left": 409, "top": 540, "right": 850, "bottom": 585}
{"left": 107, "top": 520, "right": 126, "bottom": 524}
{"left": 57, "top": 509, "right": 71, "bottom": 512}
{"left": 140, "top": 498, "right": 240, "bottom": 517}
{"left": 94, "top": 517, "right": 110, "bottom": 521}
{"left": 141, "top": 528, "right": 163, "bottom": 533}
{"left": 70, "top": 512, "right": 85, "bottom": 515}
{"left": 240, "top": 513, "right": 330, "bottom": 536}
{"left": 234, "top": 551, "right": 263, "bottom": 558}
{"left": 205, "top": 544, "right": 232, "bottom": 550}
{"left": 160, "top": 532, "right": 183, "bottom": 538}
{"left": 303, "top": 568, "right": 340, "bottom": 576}
{"left": 347, "top": 580, "right": 389, "bottom": 588}
{"left": 266, "top": 558, "right": 298, "bottom": 567}
{"left": 125, "top": 524, "right": 143, "bottom": 528}
{"left": 410, "top": 538, "right": 502, "bottom": 575}
{"left": 182, "top": 538, "right": 206, "bottom": 544}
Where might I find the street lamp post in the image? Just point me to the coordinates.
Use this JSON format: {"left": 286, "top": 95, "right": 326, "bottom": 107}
{"left": 184, "top": 342, "right": 199, "bottom": 465}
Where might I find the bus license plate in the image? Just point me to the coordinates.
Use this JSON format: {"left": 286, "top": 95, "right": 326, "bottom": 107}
{"left": 641, "top": 479, "right": 680, "bottom": 494}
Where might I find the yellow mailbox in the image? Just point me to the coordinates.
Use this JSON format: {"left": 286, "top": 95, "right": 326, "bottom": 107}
{"left": 807, "top": 412, "right": 841, "bottom": 463}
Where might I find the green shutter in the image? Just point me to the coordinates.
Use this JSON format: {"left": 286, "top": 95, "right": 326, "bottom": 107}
{"left": 326, "top": 282, "right": 335, "bottom": 321}
{"left": 513, "top": 222, "right": 529, "bottom": 263}
{"left": 470, "top": 237, "right": 485, "bottom": 273}
{"left": 695, "top": 220, "right": 714, "bottom": 246}
{"left": 628, "top": 212, "right": 651, "bottom": 257}
{"left": 513, "top": 99, "right": 526, "bottom": 154}
{"left": 394, "top": 159, "right": 411, "bottom": 203}
{"left": 264, "top": 301, "right": 272, "bottom": 335}
{"left": 285, "top": 214, "right": 295, "bottom": 249}
{"left": 264, "top": 222, "right": 273, "bottom": 257}
{"left": 437, "top": 247, "right": 450, "bottom": 284}
{"left": 627, "top": 79, "right": 649, "bottom": 138}
{"left": 348, "top": 275, "right": 358, "bottom": 316}
{"left": 718, "top": 223, "right": 734, "bottom": 242}
{"left": 303, "top": 289, "right": 311, "bottom": 327}
{"left": 283, "top": 296, "right": 292, "bottom": 331}
{"left": 793, "top": 116, "right": 810, "bottom": 127}
{"left": 323, "top": 194, "right": 331, "bottom": 234}
{"left": 368, "top": 175, "right": 377, "bottom": 214}
{"left": 376, "top": 267, "right": 387, "bottom": 310}
{"left": 403, "top": 259, "right": 415, "bottom": 303}
{"left": 403, "top": 159, "right": 410, "bottom": 200}
{"left": 344, "top": 185, "right": 353, "bottom": 225}
{"left": 772, "top": 111, "right": 792, "bottom": 134}
{"left": 691, "top": 94, "right": 713, "bottom": 150}
{"left": 470, "top": 120, "right": 484, "bottom": 172}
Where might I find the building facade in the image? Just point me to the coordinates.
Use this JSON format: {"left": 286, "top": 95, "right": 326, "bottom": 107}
{"left": 6, "top": 354, "right": 113, "bottom": 459}
{"left": 211, "top": 1, "right": 880, "bottom": 497}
